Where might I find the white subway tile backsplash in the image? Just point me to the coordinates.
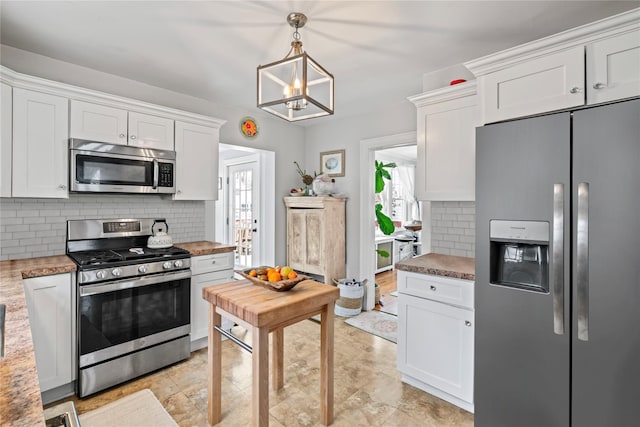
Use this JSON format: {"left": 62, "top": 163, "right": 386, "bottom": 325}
{"left": 0, "top": 195, "right": 206, "bottom": 260}
{"left": 3, "top": 219, "right": 25, "bottom": 226}
{"left": 430, "top": 201, "right": 475, "bottom": 258}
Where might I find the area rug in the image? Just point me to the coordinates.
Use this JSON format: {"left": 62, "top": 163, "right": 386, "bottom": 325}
{"left": 378, "top": 294, "right": 398, "bottom": 316}
{"left": 345, "top": 310, "right": 397, "bottom": 343}
{"left": 79, "top": 389, "right": 178, "bottom": 427}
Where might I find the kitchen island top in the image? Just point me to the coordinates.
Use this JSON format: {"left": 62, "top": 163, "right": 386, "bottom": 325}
{"left": 395, "top": 253, "right": 475, "bottom": 281}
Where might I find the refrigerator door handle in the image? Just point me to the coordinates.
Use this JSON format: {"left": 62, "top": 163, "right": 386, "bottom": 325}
{"left": 577, "top": 182, "right": 590, "bottom": 341}
{"left": 552, "top": 183, "right": 565, "bottom": 335}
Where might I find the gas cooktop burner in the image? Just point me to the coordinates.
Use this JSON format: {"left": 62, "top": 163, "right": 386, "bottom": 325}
{"left": 66, "top": 219, "right": 192, "bottom": 284}
{"left": 70, "top": 247, "right": 190, "bottom": 268}
{"left": 69, "top": 250, "right": 123, "bottom": 266}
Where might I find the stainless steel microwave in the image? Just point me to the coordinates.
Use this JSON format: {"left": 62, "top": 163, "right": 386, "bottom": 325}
{"left": 69, "top": 139, "right": 176, "bottom": 194}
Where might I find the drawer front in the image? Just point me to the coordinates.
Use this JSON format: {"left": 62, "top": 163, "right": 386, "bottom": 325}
{"left": 398, "top": 270, "right": 474, "bottom": 309}
{"left": 191, "top": 252, "right": 234, "bottom": 275}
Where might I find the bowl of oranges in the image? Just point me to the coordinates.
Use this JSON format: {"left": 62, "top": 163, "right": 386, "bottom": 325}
{"left": 238, "top": 265, "right": 308, "bottom": 291}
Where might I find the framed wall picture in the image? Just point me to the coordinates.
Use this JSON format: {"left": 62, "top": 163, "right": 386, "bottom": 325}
{"left": 320, "top": 149, "right": 345, "bottom": 177}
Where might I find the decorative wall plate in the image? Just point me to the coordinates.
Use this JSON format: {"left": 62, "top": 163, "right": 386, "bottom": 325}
{"left": 240, "top": 117, "right": 258, "bottom": 138}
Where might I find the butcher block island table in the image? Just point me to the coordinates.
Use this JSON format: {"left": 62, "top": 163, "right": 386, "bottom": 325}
{"left": 203, "top": 278, "right": 339, "bottom": 426}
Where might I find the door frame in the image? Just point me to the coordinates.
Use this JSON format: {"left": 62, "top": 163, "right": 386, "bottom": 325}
{"left": 208, "top": 144, "right": 276, "bottom": 267}
{"left": 358, "top": 131, "right": 420, "bottom": 310}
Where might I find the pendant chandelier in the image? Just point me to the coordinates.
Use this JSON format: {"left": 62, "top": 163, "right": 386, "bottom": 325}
{"left": 257, "top": 12, "right": 334, "bottom": 122}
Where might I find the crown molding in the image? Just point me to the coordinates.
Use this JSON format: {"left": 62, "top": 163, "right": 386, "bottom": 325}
{"left": 408, "top": 80, "right": 477, "bottom": 108}
{"left": 465, "top": 7, "right": 640, "bottom": 77}
{"left": 0, "top": 65, "right": 226, "bottom": 129}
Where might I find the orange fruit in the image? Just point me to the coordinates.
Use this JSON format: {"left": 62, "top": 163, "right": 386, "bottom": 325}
{"left": 249, "top": 269, "right": 257, "bottom": 277}
{"left": 287, "top": 271, "right": 297, "bottom": 280}
{"left": 268, "top": 272, "right": 282, "bottom": 282}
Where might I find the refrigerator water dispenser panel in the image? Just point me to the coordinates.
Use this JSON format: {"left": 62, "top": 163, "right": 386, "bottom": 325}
{"left": 489, "top": 220, "right": 550, "bottom": 293}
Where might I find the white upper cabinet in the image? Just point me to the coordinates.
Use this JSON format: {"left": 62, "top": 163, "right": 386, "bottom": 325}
{"left": 70, "top": 100, "right": 174, "bottom": 150}
{"left": 70, "top": 100, "right": 128, "bottom": 144}
{"left": 12, "top": 88, "right": 69, "bottom": 198}
{"left": 587, "top": 29, "right": 640, "bottom": 104}
{"left": 410, "top": 82, "right": 479, "bottom": 201}
{"left": 127, "top": 111, "right": 174, "bottom": 150}
{"left": 479, "top": 46, "right": 585, "bottom": 124}
{"left": 1, "top": 82, "right": 12, "bottom": 197}
{"left": 174, "top": 121, "right": 218, "bottom": 200}
{"left": 466, "top": 9, "right": 640, "bottom": 124}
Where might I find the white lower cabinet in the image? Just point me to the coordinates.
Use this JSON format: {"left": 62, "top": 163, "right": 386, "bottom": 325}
{"left": 190, "top": 252, "right": 234, "bottom": 349}
{"left": 397, "top": 270, "right": 474, "bottom": 412}
{"left": 23, "top": 273, "right": 76, "bottom": 393}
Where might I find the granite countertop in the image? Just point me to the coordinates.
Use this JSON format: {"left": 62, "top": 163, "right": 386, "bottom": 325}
{"left": 395, "top": 253, "right": 475, "bottom": 281}
{"left": 0, "top": 240, "right": 231, "bottom": 426}
{"left": 0, "top": 255, "right": 77, "bottom": 427}
{"left": 175, "top": 240, "right": 235, "bottom": 256}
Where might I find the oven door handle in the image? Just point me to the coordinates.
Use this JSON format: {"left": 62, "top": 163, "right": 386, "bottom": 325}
{"left": 79, "top": 270, "right": 191, "bottom": 296}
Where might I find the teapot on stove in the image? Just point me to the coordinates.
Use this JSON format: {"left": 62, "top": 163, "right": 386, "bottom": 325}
{"left": 147, "top": 219, "right": 173, "bottom": 249}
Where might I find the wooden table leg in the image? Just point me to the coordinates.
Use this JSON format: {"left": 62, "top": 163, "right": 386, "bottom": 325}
{"left": 320, "top": 303, "right": 335, "bottom": 425}
{"left": 272, "top": 328, "right": 284, "bottom": 390}
{"left": 208, "top": 304, "right": 222, "bottom": 425}
{"left": 253, "top": 325, "right": 270, "bottom": 426}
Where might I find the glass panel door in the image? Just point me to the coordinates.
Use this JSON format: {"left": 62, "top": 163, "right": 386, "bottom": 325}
{"left": 228, "top": 162, "right": 259, "bottom": 268}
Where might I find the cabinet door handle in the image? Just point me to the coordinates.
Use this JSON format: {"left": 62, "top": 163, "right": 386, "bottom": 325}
{"left": 119, "top": 133, "right": 126, "bottom": 138}
{"left": 430, "top": 285, "right": 436, "bottom": 291}
{"left": 130, "top": 134, "right": 137, "bottom": 140}
{"left": 465, "top": 321, "right": 472, "bottom": 327}
{"left": 58, "top": 184, "right": 67, "bottom": 190}
{"left": 569, "top": 87, "right": 583, "bottom": 94}
{"left": 593, "top": 82, "right": 606, "bottom": 90}
{"left": 211, "top": 260, "right": 216, "bottom": 264}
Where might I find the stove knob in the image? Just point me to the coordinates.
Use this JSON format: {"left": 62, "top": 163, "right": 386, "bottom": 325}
{"left": 96, "top": 270, "right": 107, "bottom": 280}
{"left": 138, "top": 265, "right": 147, "bottom": 274}
{"left": 174, "top": 260, "right": 184, "bottom": 268}
{"left": 163, "top": 261, "right": 173, "bottom": 270}
{"left": 112, "top": 268, "right": 122, "bottom": 277}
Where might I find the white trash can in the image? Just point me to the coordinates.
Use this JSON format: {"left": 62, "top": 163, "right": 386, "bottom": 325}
{"left": 333, "top": 278, "right": 366, "bottom": 317}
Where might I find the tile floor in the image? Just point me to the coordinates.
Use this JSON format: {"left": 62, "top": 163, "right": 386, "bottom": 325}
{"left": 65, "top": 318, "right": 474, "bottom": 426}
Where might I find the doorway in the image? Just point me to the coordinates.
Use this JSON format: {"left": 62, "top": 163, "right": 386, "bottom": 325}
{"left": 212, "top": 144, "right": 276, "bottom": 269}
{"left": 359, "top": 131, "right": 423, "bottom": 310}
{"left": 373, "top": 144, "right": 419, "bottom": 316}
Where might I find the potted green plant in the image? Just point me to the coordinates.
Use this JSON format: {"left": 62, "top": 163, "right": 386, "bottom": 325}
{"left": 375, "top": 159, "right": 397, "bottom": 249}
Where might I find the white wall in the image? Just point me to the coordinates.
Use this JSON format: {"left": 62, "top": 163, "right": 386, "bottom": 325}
{"left": 304, "top": 101, "right": 417, "bottom": 279}
{"left": 1, "top": 45, "right": 304, "bottom": 264}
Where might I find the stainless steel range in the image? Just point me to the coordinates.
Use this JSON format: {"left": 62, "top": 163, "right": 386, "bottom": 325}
{"left": 66, "top": 218, "right": 191, "bottom": 397}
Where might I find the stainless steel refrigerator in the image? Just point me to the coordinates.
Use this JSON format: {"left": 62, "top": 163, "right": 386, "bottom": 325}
{"left": 475, "top": 98, "right": 640, "bottom": 427}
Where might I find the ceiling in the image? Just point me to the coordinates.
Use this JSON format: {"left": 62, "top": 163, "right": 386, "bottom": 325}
{"left": 1, "top": 1, "right": 637, "bottom": 125}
